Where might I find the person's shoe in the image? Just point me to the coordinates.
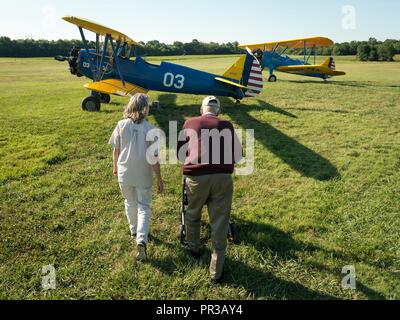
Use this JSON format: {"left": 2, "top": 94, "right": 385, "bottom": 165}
{"left": 136, "top": 242, "right": 147, "bottom": 262}
{"left": 211, "top": 275, "right": 223, "bottom": 285}
{"left": 211, "top": 270, "right": 224, "bottom": 285}
{"left": 187, "top": 249, "right": 202, "bottom": 260}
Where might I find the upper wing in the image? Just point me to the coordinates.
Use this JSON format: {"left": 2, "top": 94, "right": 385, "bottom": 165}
{"left": 239, "top": 37, "right": 334, "bottom": 51}
{"left": 63, "top": 16, "right": 141, "bottom": 46}
{"left": 84, "top": 79, "right": 148, "bottom": 97}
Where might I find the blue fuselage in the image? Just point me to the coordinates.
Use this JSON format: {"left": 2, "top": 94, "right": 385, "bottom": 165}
{"left": 77, "top": 49, "right": 245, "bottom": 99}
{"left": 261, "top": 51, "right": 304, "bottom": 69}
{"left": 261, "top": 51, "right": 327, "bottom": 79}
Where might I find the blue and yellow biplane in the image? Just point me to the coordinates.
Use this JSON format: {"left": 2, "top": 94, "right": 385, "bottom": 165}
{"left": 239, "top": 37, "right": 346, "bottom": 82}
{"left": 55, "top": 17, "right": 264, "bottom": 111}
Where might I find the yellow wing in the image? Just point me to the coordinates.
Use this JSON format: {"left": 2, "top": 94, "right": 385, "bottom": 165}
{"left": 84, "top": 79, "right": 148, "bottom": 97}
{"left": 63, "top": 16, "right": 141, "bottom": 46}
{"left": 240, "top": 37, "right": 334, "bottom": 51}
{"left": 277, "top": 65, "right": 346, "bottom": 76}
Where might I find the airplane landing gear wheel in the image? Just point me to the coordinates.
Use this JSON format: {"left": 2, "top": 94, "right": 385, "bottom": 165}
{"left": 235, "top": 99, "right": 241, "bottom": 104}
{"left": 82, "top": 96, "right": 101, "bottom": 112}
{"left": 268, "top": 75, "right": 277, "bottom": 82}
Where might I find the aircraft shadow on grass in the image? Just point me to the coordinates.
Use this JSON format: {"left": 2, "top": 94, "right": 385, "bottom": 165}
{"left": 149, "top": 219, "right": 386, "bottom": 300}
{"left": 281, "top": 79, "right": 368, "bottom": 88}
{"left": 148, "top": 95, "right": 387, "bottom": 299}
{"left": 152, "top": 94, "right": 339, "bottom": 181}
{"left": 229, "top": 219, "right": 388, "bottom": 300}
{"left": 283, "top": 107, "right": 350, "bottom": 114}
{"left": 148, "top": 223, "right": 336, "bottom": 300}
{"left": 281, "top": 79, "right": 400, "bottom": 89}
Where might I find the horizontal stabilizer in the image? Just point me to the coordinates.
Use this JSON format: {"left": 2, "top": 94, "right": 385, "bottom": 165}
{"left": 215, "top": 77, "right": 249, "bottom": 90}
{"left": 331, "top": 70, "right": 346, "bottom": 76}
{"left": 84, "top": 79, "right": 148, "bottom": 97}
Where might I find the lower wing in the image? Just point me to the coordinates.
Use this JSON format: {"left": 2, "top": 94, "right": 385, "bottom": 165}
{"left": 277, "top": 65, "right": 346, "bottom": 76}
{"left": 84, "top": 79, "right": 148, "bottom": 97}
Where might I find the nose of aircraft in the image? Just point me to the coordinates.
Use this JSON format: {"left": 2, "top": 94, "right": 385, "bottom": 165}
{"left": 54, "top": 46, "right": 82, "bottom": 77}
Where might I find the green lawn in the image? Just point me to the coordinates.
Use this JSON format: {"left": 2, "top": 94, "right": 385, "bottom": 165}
{"left": 0, "top": 56, "right": 399, "bottom": 300}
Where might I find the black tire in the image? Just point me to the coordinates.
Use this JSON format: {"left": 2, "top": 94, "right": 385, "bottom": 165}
{"left": 268, "top": 75, "right": 277, "bottom": 82}
{"left": 228, "top": 223, "right": 239, "bottom": 244}
{"left": 82, "top": 96, "right": 101, "bottom": 112}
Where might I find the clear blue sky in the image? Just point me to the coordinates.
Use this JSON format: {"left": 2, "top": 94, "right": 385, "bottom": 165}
{"left": 1, "top": 0, "right": 399, "bottom": 43}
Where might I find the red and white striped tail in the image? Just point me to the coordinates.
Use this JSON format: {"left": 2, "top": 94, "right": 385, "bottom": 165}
{"left": 245, "top": 55, "right": 264, "bottom": 97}
{"left": 329, "top": 57, "right": 336, "bottom": 70}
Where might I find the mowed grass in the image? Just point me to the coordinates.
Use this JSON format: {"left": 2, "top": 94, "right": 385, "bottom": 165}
{"left": 0, "top": 55, "right": 399, "bottom": 300}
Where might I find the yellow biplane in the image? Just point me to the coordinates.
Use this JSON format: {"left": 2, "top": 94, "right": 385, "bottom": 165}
{"left": 240, "top": 37, "right": 346, "bottom": 82}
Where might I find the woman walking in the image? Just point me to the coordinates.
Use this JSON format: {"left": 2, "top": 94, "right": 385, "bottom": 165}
{"left": 109, "top": 93, "right": 164, "bottom": 262}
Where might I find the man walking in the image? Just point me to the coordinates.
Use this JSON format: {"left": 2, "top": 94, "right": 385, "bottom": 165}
{"left": 177, "top": 96, "right": 242, "bottom": 283}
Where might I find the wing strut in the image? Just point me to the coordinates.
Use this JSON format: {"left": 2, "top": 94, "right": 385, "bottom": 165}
{"left": 79, "top": 27, "right": 98, "bottom": 80}
{"left": 79, "top": 27, "right": 90, "bottom": 54}
{"left": 110, "top": 38, "right": 126, "bottom": 86}
{"left": 98, "top": 34, "right": 110, "bottom": 81}
{"left": 95, "top": 34, "right": 100, "bottom": 76}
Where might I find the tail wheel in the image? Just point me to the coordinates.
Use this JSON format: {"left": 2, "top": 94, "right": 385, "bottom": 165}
{"left": 82, "top": 96, "right": 101, "bottom": 112}
{"left": 179, "top": 225, "right": 187, "bottom": 246}
{"left": 268, "top": 75, "right": 277, "bottom": 82}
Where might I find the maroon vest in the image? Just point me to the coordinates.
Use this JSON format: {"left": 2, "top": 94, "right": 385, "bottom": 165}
{"left": 177, "top": 115, "right": 242, "bottom": 176}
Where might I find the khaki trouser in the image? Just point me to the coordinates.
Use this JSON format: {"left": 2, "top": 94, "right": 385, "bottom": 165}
{"left": 185, "top": 174, "right": 233, "bottom": 280}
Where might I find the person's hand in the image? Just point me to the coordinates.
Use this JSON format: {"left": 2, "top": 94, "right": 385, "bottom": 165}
{"left": 157, "top": 179, "right": 164, "bottom": 194}
{"left": 113, "top": 168, "right": 118, "bottom": 177}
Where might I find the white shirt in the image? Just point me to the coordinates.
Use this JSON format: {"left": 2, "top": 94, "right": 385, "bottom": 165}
{"left": 109, "top": 119, "right": 158, "bottom": 188}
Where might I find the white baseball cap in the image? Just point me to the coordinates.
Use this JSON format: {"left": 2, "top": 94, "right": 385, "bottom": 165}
{"left": 201, "top": 96, "right": 220, "bottom": 109}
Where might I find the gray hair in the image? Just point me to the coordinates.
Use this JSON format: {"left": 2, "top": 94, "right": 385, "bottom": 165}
{"left": 201, "top": 104, "right": 220, "bottom": 116}
{"left": 124, "top": 93, "right": 150, "bottom": 124}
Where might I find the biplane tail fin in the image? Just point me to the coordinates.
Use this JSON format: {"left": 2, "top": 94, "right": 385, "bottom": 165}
{"left": 242, "top": 48, "right": 264, "bottom": 97}
{"left": 222, "top": 48, "right": 264, "bottom": 98}
{"left": 322, "top": 57, "right": 336, "bottom": 70}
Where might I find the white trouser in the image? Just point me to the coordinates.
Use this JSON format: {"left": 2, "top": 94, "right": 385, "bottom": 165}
{"left": 119, "top": 183, "right": 152, "bottom": 244}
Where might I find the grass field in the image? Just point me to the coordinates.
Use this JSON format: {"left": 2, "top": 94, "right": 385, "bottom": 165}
{"left": 0, "top": 55, "right": 399, "bottom": 300}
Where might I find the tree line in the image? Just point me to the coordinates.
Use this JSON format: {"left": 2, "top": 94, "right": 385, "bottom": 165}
{"left": 0, "top": 36, "right": 399, "bottom": 61}
{"left": 288, "top": 38, "right": 400, "bottom": 61}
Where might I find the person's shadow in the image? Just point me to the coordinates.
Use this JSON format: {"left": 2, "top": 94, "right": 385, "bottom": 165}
{"left": 149, "top": 218, "right": 387, "bottom": 300}
{"left": 148, "top": 219, "right": 337, "bottom": 299}
{"left": 224, "top": 218, "right": 388, "bottom": 299}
